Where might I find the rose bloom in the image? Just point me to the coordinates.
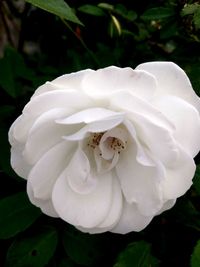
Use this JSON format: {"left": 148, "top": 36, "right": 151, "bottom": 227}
{"left": 9, "top": 62, "right": 200, "bottom": 234}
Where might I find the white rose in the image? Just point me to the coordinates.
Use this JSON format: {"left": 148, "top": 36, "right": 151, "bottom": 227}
{"left": 9, "top": 62, "right": 200, "bottom": 234}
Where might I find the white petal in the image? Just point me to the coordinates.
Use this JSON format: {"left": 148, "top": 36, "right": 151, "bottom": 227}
{"left": 131, "top": 113, "right": 179, "bottom": 167}
{"left": 94, "top": 146, "right": 119, "bottom": 173}
{"left": 24, "top": 90, "right": 93, "bottom": 117}
{"left": 52, "top": 169, "right": 113, "bottom": 228}
{"left": 136, "top": 61, "right": 200, "bottom": 112}
{"left": 57, "top": 108, "right": 122, "bottom": 125}
{"left": 162, "top": 146, "right": 195, "bottom": 199}
{"left": 110, "top": 91, "right": 174, "bottom": 131}
{"left": 23, "top": 108, "right": 71, "bottom": 164}
{"left": 116, "top": 141, "right": 164, "bottom": 216}
{"left": 33, "top": 69, "right": 94, "bottom": 97}
{"left": 98, "top": 176, "right": 122, "bottom": 228}
{"left": 111, "top": 201, "right": 153, "bottom": 234}
{"left": 28, "top": 141, "right": 75, "bottom": 200}
{"left": 82, "top": 66, "right": 157, "bottom": 101}
{"left": 156, "top": 199, "right": 176, "bottom": 215}
{"left": 12, "top": 90, "right": 93, "bottom": 144}
{"left": 63, "top": 114, "right": 124, "bottom": 141}
{"left": 27, "top": 182, "right": 58, "bottom": 217}
{"left": 123, "top": 120, "right": 155, "bottom": 167}
{"left": 10, "top": 145, "right": 31, "bottom": 179}
{"left": 75, "top": 176, "right": 123, "bottom": 233}
{"left": 153, "top": 96, "right": 200, "bottom": 157}
{"left": 111, "top": 92, "right": 178, "bottom": 166}
{"left": 66, "top": 147, "right": 98, "bottom": 194}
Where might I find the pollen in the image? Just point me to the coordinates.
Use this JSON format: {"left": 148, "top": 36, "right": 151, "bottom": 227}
{"left": 87, "top": 132, "right": 105, "bottom": 149}
{"left": 107, "top": 136, "right": 126, "bottom": 154}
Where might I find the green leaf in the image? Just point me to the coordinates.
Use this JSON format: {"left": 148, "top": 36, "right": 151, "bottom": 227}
{"left": 194, "top": 8, "right": 200, "bottom": 29}
{"left": 114, "top": 241, "right": 159, "bottom": 267}
{"left": 114, "top": 4, "right": 137, "bottom": 21}
{"left": 63, "top": 226, "right": 104, "bottom": 266}
{"left": 0, "top": 192, "right": 41, "bottom": 239}
{"left": 98, "top": 3, "right": 114, "bottom": 11}
{"left": 25, "top": 0, "right": 82, "bottom": 25}
{"left": 193, "top": 165, "right": 200, "bottom": 195}
{"left": 141, "top": 7, "right": 175, "bottom": 20}
{"left": 6, "top": 226, "right": 58, "bottom": 267}
{"left": 78, "top": 5, "right": 106, "bottom": 16}
{"left": 0, "top": 52, "right": 16, "bottom": 98}
{"left": 191, "top": 240, "right": 200, "bottom": 267}
{"left": 0, "top": 47, "right": 34, "bottom": 98}
{"left": 181, "top": 4, "right": 199, "bottom": 16}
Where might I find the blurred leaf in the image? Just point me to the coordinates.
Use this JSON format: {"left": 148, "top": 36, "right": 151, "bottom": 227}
{"left": 78, "top": 5, "right": 106, "bottom": 16}
{"left": 63, "top": 226, "right": 104, "bottom": 266}
{"left": 0, "top": 105, "right": 15, "bottom": 119}
{"left": 114, "top": 241, "right": 159, "bottom": 267}
{"left": 181, "top": 4, "right": 199, "bottom": 16}
{"left": 141, "top": 7, "right": 175, "bottom": 20}
{"left": 0, "top": 53, "right": 15, "bottom": 97}
{"left": 114, "top": 4, "right": 137, "bottom": 21}
{"left": 167, "top": 198, "right": 200, "bottom": 231}
{"left": 0, "top": 192, "right": 41, "bottom": 239}
{"left": 59, "top": 257, "right": 79, "bottom": 267}
{"left": 193, "top": 8, "right": 200, "bottom": 29}
{"left": 25, "top": 0, "right": 82, "bottom": 25}
{"left": 98, "top": 3, "right": 114, "bottom": 11}
{"left": 0, "top": 47, "right": 34, "bottom": 98}
{"left": 193, "top": 165, "right": 200, "bottom": 195}
{"left": 191, "top": 240, "right": 200, "bottom": 267}
{"left": 6, "top": 226, "right": 57, "bottom": 267}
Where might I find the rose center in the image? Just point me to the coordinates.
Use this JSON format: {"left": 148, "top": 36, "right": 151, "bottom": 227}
{"left": 86, "top": 127, "right": 128, "bottom": 172}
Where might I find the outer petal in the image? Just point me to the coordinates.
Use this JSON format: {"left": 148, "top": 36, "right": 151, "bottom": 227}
{"left": 10, "top": 145, "right": 31, "bottom": 179}
{"left": 111, "top": 92, "right": 178, "bottom": 167}
{"left": 111, "top": 201, "right": 153, "bottom": 234}
{"left": 56, "top": 108, "right": 122, "bottom": 125}
{"left": 23, "top": 108, "right": 71, "bottom": 164}
{"left": 153, "top": 96, "right": 200, "bottom": 157}
{"left": 76, "top": 175, "right": 123, "bottom": 233}
{"left": 52, "top": 158, "right": 114, "bottom": 228}
{"left": 162, "top": 146, "right": 196, "bottom": 200}
{"left": 156, "top": 199, "right": 176, "bottom": 215}
{"left": 28, "top": 141, "right": 76, "bottom": 200}
{"left": 27, "top": 182, "right": 58, "bottom": 217}
{"left": 116, "top": 141, "right": 164, "bottom": 216}
{"left": 12, "top": 90, "right": 93, "bottom": 143}
{"left": 98, "top": 175, "right": 122, "bottom": 228}
{"left": 110, "top": 91, "right": 174, "bottom": 131}
{"left": 32, "top": 69, "right": 94, "bottom": 97}
{"left": 136, "top": 61, "right": 200, "bottom": 112}
{"left": 82, "top": 66, "right": 157, "bottom": 101}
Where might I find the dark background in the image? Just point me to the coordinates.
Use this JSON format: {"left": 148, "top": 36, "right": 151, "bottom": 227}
{"left": 0, "top": 0, "right": 200, "bottom": 266}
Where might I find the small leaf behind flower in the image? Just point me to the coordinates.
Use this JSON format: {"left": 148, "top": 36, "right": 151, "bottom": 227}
{"left": 0, "top": 192, "right": 41, "bottom": 239}
{"left": 25, "top": 0, "right": 82, "bottom": 25}
{"left": 114, "top": 240, "right": 159, "bottom": 267}
{"left": 6, "top": 226, "right": 58, "bottom": 267}
{"left": 191, "top": 240, "right": 200, "bottom": 267}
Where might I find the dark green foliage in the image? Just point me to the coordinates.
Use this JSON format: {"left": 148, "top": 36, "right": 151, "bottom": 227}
{"left": 0, "top": 192, "right": 41, "bottom": 239}
{"left": 0, "top": 0, "right": 200, "bottom": 266}
{"left": 6, "top": 226, "right": 58, "bottom": 267}
{"left": 114, "top": 241, "right": 159, "bottom": 267}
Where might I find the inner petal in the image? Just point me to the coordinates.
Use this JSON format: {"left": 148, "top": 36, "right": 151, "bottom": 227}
{"left": 99, "top": 127, "right": 128, "bottom": 160}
